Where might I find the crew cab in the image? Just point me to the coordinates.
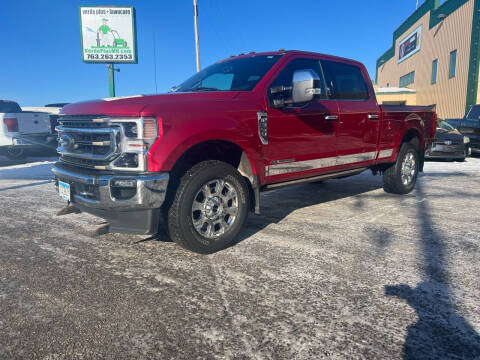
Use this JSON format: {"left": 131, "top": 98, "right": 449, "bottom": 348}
{"left": 52, "top": 50, "right": 436, "bottom": 253}
{"left": 1, "top": 100, "right": 56, "bottom": 159}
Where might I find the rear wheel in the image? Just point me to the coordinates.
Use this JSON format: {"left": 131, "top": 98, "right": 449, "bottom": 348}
{"left": 167, "top": 160, "right": 249, "bottom": 254}
{"left": 5, "top": 147, "right": 26, "bottom": 160}
{"left": 383, "top": 142, "right": 419, "bottom": 194}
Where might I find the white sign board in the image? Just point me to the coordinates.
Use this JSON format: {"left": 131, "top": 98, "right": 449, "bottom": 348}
{"left": 398, "top": 25, "right": 422, "bottom": 63}
{"left": 79, "top": 6, "right": 137, "bottom": 63}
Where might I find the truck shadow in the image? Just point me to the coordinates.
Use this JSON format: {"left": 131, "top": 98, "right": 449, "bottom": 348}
{"left": 235, "top": 173, "right": 383, "bottom": 244}
{"left": 383, "top": 181, "right": 480, "bottom": 359}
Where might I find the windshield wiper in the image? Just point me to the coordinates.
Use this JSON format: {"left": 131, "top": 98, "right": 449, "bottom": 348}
{"left": 184, "top": 86, "right": 221, "bottom": 92}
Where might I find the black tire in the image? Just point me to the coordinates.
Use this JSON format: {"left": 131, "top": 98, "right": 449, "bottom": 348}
{"left": 167, "top": 160, "right": 249, "bottom": 254}
{"left": 383, "top": 142, "right": 419, "bottom": 194}
{"left": 5, "top": 147, "right": 26, "bottom": 160}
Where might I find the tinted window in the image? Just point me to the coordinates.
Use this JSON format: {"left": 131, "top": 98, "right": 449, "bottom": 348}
{"left": 449, "top": 50, "right": 457, "bottom": 78}
{"left": 268, "top": 58, "right": 327, "bottom": 105}
{"left": 175, "top": 55, "right": 281, "bottom": 92}
{"left": 399, "top": 71, "right": 415, "bottom": 87}
{"left": 431, "top": 59, "right": 438, "bottom": 84}
{"left": 467, "top": 105, "right": 480, "bottom": 120}
{"left": 321, "top": 60, "right": 369, "bottom": 100}
{"left": 0, "top": 100, "right": 22, "bottom": 113}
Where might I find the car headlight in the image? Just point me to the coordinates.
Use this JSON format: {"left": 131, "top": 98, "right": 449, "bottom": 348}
{"left": 464, "top": 136, "right": 470, "bottom": 144}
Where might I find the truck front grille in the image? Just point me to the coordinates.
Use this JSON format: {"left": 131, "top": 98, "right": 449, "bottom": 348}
{"left": 56, "top": 115, "right": 121, "bottom": 169}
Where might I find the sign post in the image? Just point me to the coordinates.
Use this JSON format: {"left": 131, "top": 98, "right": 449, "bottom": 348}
{"left": 79, "top": 6, "right": 137, "bottom": 97}
{"left": 107, "top": 64, "right": 117, "bottom": 97}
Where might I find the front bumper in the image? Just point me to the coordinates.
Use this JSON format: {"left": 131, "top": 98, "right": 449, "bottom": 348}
{"left": 0, "top": 134, "right": 56, "bottom": 148}
{"left": 52, "top": 163, "right": 169, "bottom": 234}
{"left": 425, "top": 143, "right": 469, "bottom": 159}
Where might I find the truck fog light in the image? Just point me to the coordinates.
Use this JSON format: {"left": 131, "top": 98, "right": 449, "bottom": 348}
{"left": 112, "top": 179, "right": 137, "bottom": 188}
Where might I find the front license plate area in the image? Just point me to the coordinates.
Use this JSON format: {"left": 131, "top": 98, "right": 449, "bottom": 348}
{"left": 58, "top": 181, "right": 71, "bottom": 201}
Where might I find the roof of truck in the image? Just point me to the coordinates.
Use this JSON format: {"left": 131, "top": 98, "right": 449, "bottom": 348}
{"left": 220, "top": 50, "right": 365, "bottom": 67}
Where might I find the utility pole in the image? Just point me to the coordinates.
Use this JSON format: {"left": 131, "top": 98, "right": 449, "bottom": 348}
{"left": 193, "top": 0, "right": 201, "bottom": 72}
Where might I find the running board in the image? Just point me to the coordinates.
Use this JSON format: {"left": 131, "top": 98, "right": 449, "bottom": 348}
{"left": 263, "top": 168, "right": 367, "bottom": 190}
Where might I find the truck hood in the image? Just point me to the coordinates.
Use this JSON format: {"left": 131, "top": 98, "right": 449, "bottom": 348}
{"left": 60, "top": 92, "right": 240, "bottom": 117}
{"left": 435, "top": 128, "right": 463, "bottom": 142}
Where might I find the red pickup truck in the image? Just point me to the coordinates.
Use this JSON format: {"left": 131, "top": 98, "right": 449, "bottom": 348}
{"left": 52, "top": 50, "right": 436, "bottom": 253}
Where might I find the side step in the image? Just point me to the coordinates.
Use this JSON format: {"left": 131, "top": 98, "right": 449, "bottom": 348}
{"left": 263, "top": 168, "right": 367, "bottom": 190}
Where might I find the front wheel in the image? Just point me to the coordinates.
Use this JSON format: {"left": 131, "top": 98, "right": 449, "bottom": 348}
{"left": 167, "top": 160, "right": 249, "bottom": 254}
{"left": 383, "top": 143, "right": 419, "bottom": 194}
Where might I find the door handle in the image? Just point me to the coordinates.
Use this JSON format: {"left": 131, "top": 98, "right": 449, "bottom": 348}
{"left": 368, "top": 114, "right": 379, "bottom": 120}
{"left": 324, "top": 115, "right": 339, "bottom": 120}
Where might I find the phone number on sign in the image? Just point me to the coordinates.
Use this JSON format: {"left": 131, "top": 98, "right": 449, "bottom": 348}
{"left": 86, "top": 54, "right": 133, "bottom": 60}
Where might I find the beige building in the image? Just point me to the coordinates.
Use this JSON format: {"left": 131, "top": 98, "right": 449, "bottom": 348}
{"left": 376, "top": 0, "right": 480, "bottom": 118}
{"left": 375, "top": 87, "right": 417, "bottom": 105}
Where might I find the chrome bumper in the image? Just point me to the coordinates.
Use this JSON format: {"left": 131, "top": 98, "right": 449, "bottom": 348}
{"left": 52, "top": 164, "right": 169, "bottom": 211}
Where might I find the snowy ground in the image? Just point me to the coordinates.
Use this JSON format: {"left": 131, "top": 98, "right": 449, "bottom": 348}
{"left": 0, "top": 155, "right": 479, "bottom": 359}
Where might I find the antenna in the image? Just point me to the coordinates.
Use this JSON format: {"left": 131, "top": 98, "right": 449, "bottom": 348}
{"left": 153, "top": 31, "right": 158, "bottom": 93}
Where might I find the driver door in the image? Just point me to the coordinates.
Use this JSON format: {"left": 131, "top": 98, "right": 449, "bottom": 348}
{"left": 264, "top": 57, "right": 339, "bottom": 182}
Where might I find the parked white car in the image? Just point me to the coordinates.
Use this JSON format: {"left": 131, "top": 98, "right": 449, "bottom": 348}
{"left": 0, "top": 100, "right": 56, "bottom": 160}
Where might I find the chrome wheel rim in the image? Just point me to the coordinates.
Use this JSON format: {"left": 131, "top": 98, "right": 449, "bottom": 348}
{"left": 191, "top": 178, "right": 238, "bottom": 239}
{"left": 401, "top": 152, "right": 416, "bottom": 186}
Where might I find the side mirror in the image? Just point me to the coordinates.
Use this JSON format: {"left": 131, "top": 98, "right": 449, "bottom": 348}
{"left": 291, "top": 69, "right": 322, "bottom": 104}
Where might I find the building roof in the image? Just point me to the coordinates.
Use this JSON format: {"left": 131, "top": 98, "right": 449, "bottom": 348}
{"left": 375, "top": 87, "right": 416, "bottom": 94}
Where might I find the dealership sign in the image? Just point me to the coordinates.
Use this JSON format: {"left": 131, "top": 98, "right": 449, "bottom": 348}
{"left": 79, "top": 6, "right": 137, "bottom": 63}
{"left": 398, "top": 25, "right": 422, "bottom": 63}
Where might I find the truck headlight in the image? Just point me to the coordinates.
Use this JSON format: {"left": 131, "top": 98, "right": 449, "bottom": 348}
{"left": 464, "top": 136, "right": 470, "bottom": 144}
{"left": 109, "top": 117, "right": 161, "bottom": 171}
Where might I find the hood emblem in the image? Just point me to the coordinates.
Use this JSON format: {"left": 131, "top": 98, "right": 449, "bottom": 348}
{"left": 60, "top": 133, "right": 75, "bottom": 151}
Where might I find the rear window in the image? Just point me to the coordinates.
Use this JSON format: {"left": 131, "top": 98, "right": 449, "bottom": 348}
{"left": 321, "top": 61, "right": 369, "bottom": 100}
{"left": 0, "top": 100, "right": 21, "bottom": 113}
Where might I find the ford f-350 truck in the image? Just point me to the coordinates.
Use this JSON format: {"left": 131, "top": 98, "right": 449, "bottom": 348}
{"left": 52, "top": 50, "right": 436, "bottom": 253}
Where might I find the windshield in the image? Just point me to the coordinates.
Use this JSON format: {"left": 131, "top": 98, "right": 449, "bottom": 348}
{"left": 466, "top": 105, "right": 480, "bottom": 120}
{"left": 437, "top": 120, "right": 455, "bottom": 131}
{"left": 173, "top": 55, "right": 281, "bottom": 92}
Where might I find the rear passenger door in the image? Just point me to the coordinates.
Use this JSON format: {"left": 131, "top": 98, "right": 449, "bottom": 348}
{"left": 321, "top": 60, "right": 380, "bottom": 168}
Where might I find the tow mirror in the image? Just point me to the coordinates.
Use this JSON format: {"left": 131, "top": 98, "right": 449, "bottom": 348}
{"left": 291, "top": 69, "right": 322, "bottom": 104}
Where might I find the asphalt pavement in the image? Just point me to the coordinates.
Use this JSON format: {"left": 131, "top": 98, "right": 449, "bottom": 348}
{"left": 0, "top": 155, "right": 479, "bottom": 359}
